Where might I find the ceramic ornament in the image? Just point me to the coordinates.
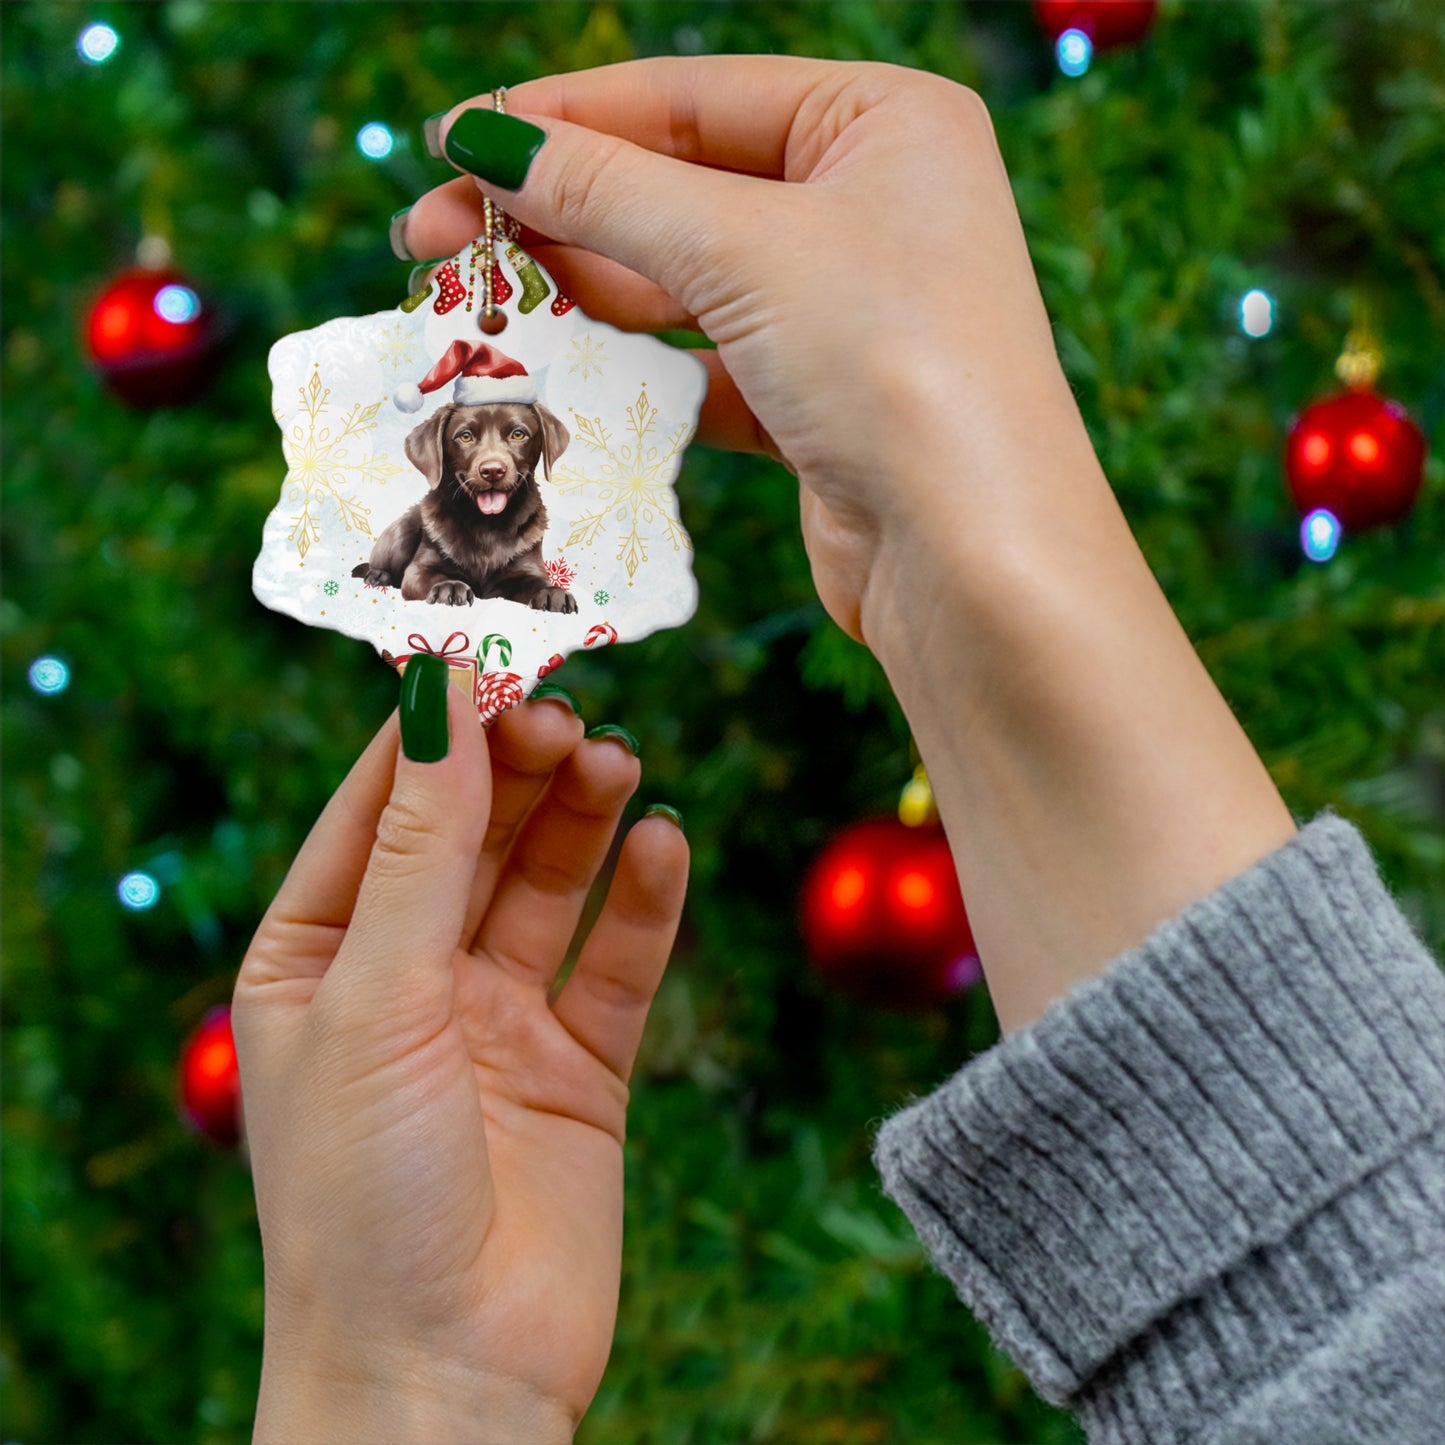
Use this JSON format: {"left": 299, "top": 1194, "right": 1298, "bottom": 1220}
{"left": 254, "top": 231, "right": 707, "bottom": 725}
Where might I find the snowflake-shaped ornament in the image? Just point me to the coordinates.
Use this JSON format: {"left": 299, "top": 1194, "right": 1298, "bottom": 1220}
{"left": 254, "top": 233, "right": 707, "bottom": 727}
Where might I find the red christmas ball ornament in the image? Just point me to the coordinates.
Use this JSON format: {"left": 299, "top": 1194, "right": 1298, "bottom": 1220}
{"left": 1033, "top": 0, "right": 1158, "bottom": 50}
{"left": 800, "top": 818, "right": 981, "bottom": 1011}
{"left": 85, "top": 266, "right": 219, "bottom": 407}
{"left": 178, "top": 1005, "right": 242, "bottom": 1148}
{"left": 1284, "top": 388, "right": 1426, "bottom": 532}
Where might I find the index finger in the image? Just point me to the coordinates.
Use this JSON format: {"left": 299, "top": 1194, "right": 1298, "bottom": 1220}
{"left": 477, "top": 54, "right": 850, "bottom": 179}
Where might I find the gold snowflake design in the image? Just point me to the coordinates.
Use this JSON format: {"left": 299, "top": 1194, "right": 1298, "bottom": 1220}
{"left": 374, "top": 318, "right": 421, "bottom": 374}
{"left": 566, "top": 332, "right": 608, "bottom": 381}
{"left": 280, "top": 367, "right": 402, "bottom": 559}
{"left": 554, "top": 385, "right": 693, "bottom": 581}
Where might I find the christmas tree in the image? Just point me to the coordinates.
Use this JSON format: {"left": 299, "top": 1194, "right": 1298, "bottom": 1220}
{"left": 3, "top": 3, "right": 1439, "bottom": 1442}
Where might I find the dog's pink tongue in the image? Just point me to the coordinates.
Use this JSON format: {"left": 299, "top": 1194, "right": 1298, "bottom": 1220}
{"left": 476, "top": 490, "right": 507, "bottom": 515}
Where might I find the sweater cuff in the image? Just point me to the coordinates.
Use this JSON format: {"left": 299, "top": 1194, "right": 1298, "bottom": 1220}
{"left": 871, "top": 811, "right": 1445, "bottom": 1406}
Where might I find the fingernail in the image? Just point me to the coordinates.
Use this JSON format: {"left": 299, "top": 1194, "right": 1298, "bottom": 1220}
{"left": 400, "top": 653, "right": 450, "bottom": 762}
{"left": 389, "top": 207, "right": 413, "bottom": 261}
{"left": 443, "top": 108, "right": 546, "bottom": 191}
{"left": 423, "top": 112, "right": 446, "bottom": 160}
{"left": 585, "top": 723, "right": 639, "bottom": 756}
{"left": 529, "top": 683, "right": 582, "bottom": 716}
{"left": 407, "top": 258, "right": 447, "bottom": 293}
{"left": 644, "top": 804, "right": 684, "bottom": 834}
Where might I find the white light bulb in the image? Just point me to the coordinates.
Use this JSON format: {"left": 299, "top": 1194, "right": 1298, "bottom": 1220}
{"left": 78, "top": 23, "right": 120, "bottom": 64}
{"left": 1057, "top": 29, "right": 1093, "bottom": 77}
{"left": 1240, "top": 289, "right": 1274, "bottom": 338}
{"left": 357, "top": 122, "right": 395, "bottom": 160}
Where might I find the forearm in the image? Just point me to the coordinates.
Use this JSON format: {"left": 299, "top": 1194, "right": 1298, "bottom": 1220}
{"left": 861, "top": 382, "right": 1296, "bottom": 1035}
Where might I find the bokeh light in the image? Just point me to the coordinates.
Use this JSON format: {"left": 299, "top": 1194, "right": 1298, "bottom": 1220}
{"left": 78, "top": 23, "right": 119, "bottom": 64}
{"left": 1301, "top": 508, "right": 1341, "bottom": 563}
{"left": 1057, "top": 28, "right": 1093, "bottom": 76}
{"left": 1240, "top": 288, "right": 1274, "bottom": 337}
{"left": 356, "top": 122, "right": 394, "bottom": 159}
{"left": 28, "top": 656, "right": 71, "bottom": 695}
{"left": 118, "top": 871, "right": 161, "bottom": 910}
{"left": 153, "top": 284, "right": 201, "bottom": 324}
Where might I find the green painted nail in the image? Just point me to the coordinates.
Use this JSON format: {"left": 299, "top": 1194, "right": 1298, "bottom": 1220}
{"left": 407, "top": 258, "right": 447, "bottom": 293}
{"left": 399, "top": 653, "right": 450, "bottom": 762}
{"left": 423, "top": 112, "right": 446, "bottom": 160}
{"left": 443, "top": 108, "right": 546, "bottom": 191}
{"left": 644, "top": 804, "right": 684, "bottom": 834}
{"left": 585, "top": 723, "right": 639, "bottom": 756}
{"left": 529, "top": 683, "right": 581, "bottom": 716}
{"left": 388, "top": 207, "right": 413, "bottom": 262}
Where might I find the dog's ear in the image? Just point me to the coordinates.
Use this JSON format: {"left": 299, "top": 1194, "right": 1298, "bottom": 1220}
{"left": 532, "top": 403, "right": 571, "bottom": 481}
{"left": 404, "top": 406, "right": 451, "bottom": 489}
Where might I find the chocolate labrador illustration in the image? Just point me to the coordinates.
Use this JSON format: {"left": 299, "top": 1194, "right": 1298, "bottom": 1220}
{"left": 352, "top": 339, "right": 577, "bottom": 611}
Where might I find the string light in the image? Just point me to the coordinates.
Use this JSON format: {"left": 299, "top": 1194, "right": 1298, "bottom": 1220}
{"left": 356, "top": 122, "right": 394, "bottom": 159}
{"left": 153, "top": 284, "right": 201, "bottom": 324}
{"left": 1240, "top": 289, "right": 1274, "bottom": 338}
{"left": 28, "top": 656, "right": 71, "bottom": 695}
{"left": 118, "top": 871, "right": 161, "bottom": 910}
{"left": 1301, "top": 508, "right": 1341, "bottom": 563}
{"left": 1057, "top": 28, "right": 1093, "bottom": 76}
{"left": 78, "top": 22, "right": 119, "bottom": 64}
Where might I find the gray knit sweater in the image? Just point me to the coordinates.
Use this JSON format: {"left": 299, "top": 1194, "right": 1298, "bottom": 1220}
{"left": 871, "top": 811, "right": 1445, "bottom": 1444}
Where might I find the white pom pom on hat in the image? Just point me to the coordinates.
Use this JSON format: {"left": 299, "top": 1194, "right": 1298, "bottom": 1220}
{"left": 393, "top": 338, "right": 535, "bottom": 412}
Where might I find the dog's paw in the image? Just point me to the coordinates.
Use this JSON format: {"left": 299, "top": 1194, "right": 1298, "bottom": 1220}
{"left": 356, "top": 566, "right": 394, "bottom": 588}
{"left": 428, "top": 580, "right": 474, "bottom": 606}
{"left": 530, "top": 586, "right": 579, "bottom": 614}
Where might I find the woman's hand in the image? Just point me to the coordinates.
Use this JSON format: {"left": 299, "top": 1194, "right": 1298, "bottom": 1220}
{"left": 403, "top": 58, "right": 1295, "bottom": 1035}
{"left": 233, "top": 682, "right": 687, "bottom": 1443}
{"left": 401, "top": 56, "right": 1089, "bottom": 643}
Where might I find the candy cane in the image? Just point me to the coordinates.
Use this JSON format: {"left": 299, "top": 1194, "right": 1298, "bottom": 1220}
{"left": 478, "top": 633, "right": 513, "bottom": 670}
{"left": 476, "top": 671, "right": 524, "bottom": 727}
{"left": 584, "top": 622, "right": 618, "bottom": 648}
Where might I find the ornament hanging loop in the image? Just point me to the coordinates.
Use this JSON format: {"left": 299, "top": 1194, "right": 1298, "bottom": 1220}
{"left": 1335, "top": 295, "right": 1382, "bottom": 391}
{"left": 476, "top": 86, "right": 509, "bottom": 330}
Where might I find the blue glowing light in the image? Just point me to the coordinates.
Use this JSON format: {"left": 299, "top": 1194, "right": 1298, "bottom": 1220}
{"left": 78, "top": 22, "right": 120, "bottom": 64}
{"left": 1057, "top": 28, "right": 1093, "bottom": 77}
{"left": 118, "top": 871, "right": 161, "bottom": 910}
{"left": 1240, "top": 288, "right": 1274, "bottom": 338}
{"left": 357, "top": 122, "right": 395, "bottom": 160}
{"left": 154, "top": 284, "right": 201, "bottom": 324}
{"left": 1301, "top": 508, "right": 1341, "bottom": 563}
{"left": 28, "top": 656, "right": 71, "bottom": 695}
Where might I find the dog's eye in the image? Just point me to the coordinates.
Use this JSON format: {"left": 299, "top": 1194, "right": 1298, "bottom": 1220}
{"left": 509, "top": 427, "right": 528, "bottom": 440}
{"left": 456, "top": 430, "right": 473, "bottom": 441}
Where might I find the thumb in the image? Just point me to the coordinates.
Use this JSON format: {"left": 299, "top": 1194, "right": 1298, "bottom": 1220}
{"left": 441, "top": 106, "right": 763, "bottom": 316}
{"left": 324, "top": 657, "right": 490, "bottom": 1025}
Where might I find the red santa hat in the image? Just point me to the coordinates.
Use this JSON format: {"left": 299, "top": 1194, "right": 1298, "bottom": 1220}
{"left": 394, "top": 339, "right": 536, "bottom": 413}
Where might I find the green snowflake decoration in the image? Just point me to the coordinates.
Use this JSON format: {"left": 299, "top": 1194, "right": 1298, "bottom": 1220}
{"left": 593, "top": 589, "right": 610, "bottom": 606}
{"left": 324, "top": 580, "right": 340, "bottom": 596}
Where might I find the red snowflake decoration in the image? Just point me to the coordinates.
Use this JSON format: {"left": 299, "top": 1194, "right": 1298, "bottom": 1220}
{"left": 544, "top": 555, "right": 576, "bottom": 589}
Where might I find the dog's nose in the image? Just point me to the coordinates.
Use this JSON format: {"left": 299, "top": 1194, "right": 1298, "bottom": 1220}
{"left": 478, "top": 462, "right": 507, "bottom": 486}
